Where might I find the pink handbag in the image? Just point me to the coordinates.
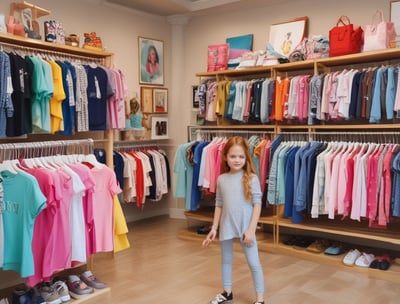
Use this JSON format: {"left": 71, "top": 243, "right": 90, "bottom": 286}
{"left": 363, "top": 10, "right": 397, "bottom": 52}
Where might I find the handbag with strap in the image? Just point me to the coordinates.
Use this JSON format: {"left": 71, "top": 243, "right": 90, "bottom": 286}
{"left": 329, "top": 15, "right": 364, "bottom": 57}
{"left": 363, "top": 10, "right": 397, "bottom": 52}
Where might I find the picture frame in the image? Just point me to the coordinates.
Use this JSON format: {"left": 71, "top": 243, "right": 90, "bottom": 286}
{"left": 390, "top": 0, "right": 400, "bottom": 34}
{"left": 140, "top": 86, "right": 154, "bottom": 113}
{"left": 151, "top": 116, "right": 169, "bottom": 139}
{"left": 268, "top": 16, "right": 308, "bottom": 58}
{"left": 139, "top": 36, "right": 164, "bottom": 85}
{"left": 192, "top": 85, "right": 199, "bottom": 108}
{"left": 153, "top": 88, "right": 168, "bottom": 113}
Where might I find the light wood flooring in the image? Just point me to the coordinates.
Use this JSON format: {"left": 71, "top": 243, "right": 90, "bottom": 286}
{"left": 91, "top": 215, "right": 400, "bottom": 304}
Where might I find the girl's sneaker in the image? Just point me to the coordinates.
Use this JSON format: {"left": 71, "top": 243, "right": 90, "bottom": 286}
{"left": 210, "top": 291, "right": 233, "bottom": 304}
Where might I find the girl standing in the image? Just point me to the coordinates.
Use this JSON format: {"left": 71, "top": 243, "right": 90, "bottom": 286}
{"left": 203, "top": 136, "right": 265, "bottom": 304}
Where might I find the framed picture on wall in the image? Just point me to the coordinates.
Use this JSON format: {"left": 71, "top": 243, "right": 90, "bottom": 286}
{"left": 140, "top": 86, "right": 154, "bottom": 113}
{"left": 139, "top": 36, "right": 164, "bottom": 85}
{"left": 153, "top": 88, "right": 168, "bottom": 113}
{"left": 268, "top": 16, "right": 308, "bottom": 58}
{"left": 151, "top": 116, "right": 169, "bottom": 139}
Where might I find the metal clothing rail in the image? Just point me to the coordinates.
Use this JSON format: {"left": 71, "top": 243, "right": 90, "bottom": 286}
{"left": 190, "top": 128, "right": 274, "bottom": 141}
{"left": 0, "top": 138, "right": 94, "bottom": 161}
{"left": 113, "top": 140, "right": 160, "bottom": 152}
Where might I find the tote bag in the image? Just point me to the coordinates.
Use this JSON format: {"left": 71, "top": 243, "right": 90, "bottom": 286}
{"left": 329, "top": 15, "right": 363, "bottom": 57}
{"left": 364, "top": 10, "right": 397, "bottom": 52}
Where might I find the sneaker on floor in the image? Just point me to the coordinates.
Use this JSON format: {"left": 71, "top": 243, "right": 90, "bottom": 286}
{"left": 52, "top": 281, "right": 71, "bottom": 303}
{"left": 12, "top": 285, "right": 33, "bottom": 304}
{"left": 39, "top": 285, "right": 62, "bottom": 304}
{"left": 67, "top": 275, "right": 94, "bottom": 299}
{"left": 209, "top": 291, "right": 233, "bottom": 304}
{"left": 80, "top": 270, "right": 107, "bottom": 289}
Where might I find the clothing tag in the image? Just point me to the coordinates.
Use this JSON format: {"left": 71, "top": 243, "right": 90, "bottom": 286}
{"left": 7, "top": 76, "right": 13, "bottom": 94}
{"left": 94, "top": 76, "right": 101, "bottom": 99}
{"left": 19, "top": 69, "right": 25, "bottom": 93}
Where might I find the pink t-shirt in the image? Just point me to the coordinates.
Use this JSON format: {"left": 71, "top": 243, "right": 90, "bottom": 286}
{"left": 89, "top": 165, "right": 121, "bottom": 253}
{"left": 42, "top": 169, "right": 74, "bottom": 280}
{"left": 24, "top": 167, "right": 59, "bottom": 287}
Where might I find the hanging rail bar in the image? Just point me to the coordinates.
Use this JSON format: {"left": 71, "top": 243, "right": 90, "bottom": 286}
{"left": 0, "top": 138, "right": 94, "bottom": 161}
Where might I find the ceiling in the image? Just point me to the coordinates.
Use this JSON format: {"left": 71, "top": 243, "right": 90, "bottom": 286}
{"left": 105, "top": 0, "right": 272, "bottom": 17}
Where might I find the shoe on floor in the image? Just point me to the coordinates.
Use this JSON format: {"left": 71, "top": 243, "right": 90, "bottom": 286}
{"left": 80, "top": 270, "right": 107, "bottom": 289}
{"left": 38, "top": 285, "right": 62, "bottom": 304}
{"left": 210, "top": 291, "right": 233, "bottom": 304}
{"left": 355, "top": 253, "right": 375, "bottom": 267}
{"left": 52, "top": 280, "right": 71, "bottom": 303}
{"left": 67, "top": 275, "right": 94, "bottom": 299}
{"left": 343, "top": 249, "right": 361, "bottom": 266}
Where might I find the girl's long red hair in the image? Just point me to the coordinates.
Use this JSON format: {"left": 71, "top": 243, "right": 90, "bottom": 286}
{"left": 220, "top": 136, "right": 256, "bottom": 202}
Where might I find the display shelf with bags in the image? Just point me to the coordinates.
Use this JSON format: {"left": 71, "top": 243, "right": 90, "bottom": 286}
{"left": 185, "top": 48, "right": 400, "bottom": 283}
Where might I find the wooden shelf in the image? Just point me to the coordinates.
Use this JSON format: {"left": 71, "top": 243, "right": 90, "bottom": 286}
{"left": 0, "top": 32, "right": 113, "bottom": 59}
{"left": 277, "top": 217, "right": 400, "bottom": 246}
{"left": 189, "top": 47, "right": 400, "bottom": 283}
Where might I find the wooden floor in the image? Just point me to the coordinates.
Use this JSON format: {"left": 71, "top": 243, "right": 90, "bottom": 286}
{"left": 91, "top": 215, "right": 400, "bottom": 304}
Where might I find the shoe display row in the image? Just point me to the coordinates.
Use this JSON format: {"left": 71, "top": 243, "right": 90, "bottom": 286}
{"left": 9, "top": 270, "right": 107, "bottom": 304}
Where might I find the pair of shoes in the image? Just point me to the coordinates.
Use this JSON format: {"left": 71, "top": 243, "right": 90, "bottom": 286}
{"left": 52, "top": 281, "right": 71, "bottom": 303}
{"left": 253, "top": 302, "right": 264, "bottom": 304}
{"left": 370, "top": 255, "right": 392, "bottom": 270}
{"left": 355, "top": 252, "right": 375, "bottom": 267}
{"left": 342, "top": 249, "right": 361, "bottom": 266}
{"left": 197, "top": 225, "right": 211, "bottom": 235}
{"left": 38, "top": 283, "right": 63, "bottom": 304}
{"left": 324, "top": 242, "right": 345, "bottom": 256}
{"left": 67, "top": 275, "right": 94, "bottom": 299}
{"left": 209, "top": 291, "right": 233, "bottom": 304}
{"left": 80, "top": 270, "right": 107, "bottom": 289}
{"left": 12, "top": 285, "right": 45, "bottom": 304}
{"left": 306, "top": 239, "right": 330, "bottom": 253}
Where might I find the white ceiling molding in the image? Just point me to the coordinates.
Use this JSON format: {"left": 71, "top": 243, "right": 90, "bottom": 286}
{"left": 174, "top": 0, "right": 240, "bottom": 11}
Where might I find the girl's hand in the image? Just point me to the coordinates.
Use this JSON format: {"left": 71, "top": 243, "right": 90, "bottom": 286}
{"left": 202, "top": 229, "right": 216, "bottom": 247}
{"left": 242, "top": 230, "right": 255, "bottom": 247}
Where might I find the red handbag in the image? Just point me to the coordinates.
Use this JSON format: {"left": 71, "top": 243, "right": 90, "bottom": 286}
{"left": 329, "top": 16, "right": 364, "bottom": 57}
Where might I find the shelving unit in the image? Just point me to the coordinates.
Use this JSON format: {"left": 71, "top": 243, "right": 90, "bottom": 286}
{"left": 184, "top": 48, "right": 400, "bottom": 283}
{"left": 0, "top": 31, "right": 114, "bottom": 302}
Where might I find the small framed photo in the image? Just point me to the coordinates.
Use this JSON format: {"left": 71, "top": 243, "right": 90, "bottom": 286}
{"left": 153, "top": 88, "right": 168, "bottom": 113}
{"left": 140, "top": 86, "right": 154, "bottom": 113}
{"left": 151, "top": 116, "right": 169, "bottom": 139}
{"left": 192, "top": 85, "right": 199, "bottom": 108}
{"left": 139, "top": 36, "right": 164, "bottom": 85}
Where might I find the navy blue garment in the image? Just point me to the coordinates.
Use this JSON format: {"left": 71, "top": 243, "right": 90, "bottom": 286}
{"left": 283, "top": 146, "right": 300, "bottom": 219}
{"left": 55, "top": 61, "right": 74, "bottom": 135}
{"left": 113, "top": 151, "right": 125, "bottom": 190}
{"left": 190, "top": 141, "right": 209, "bottom": 210}
{"left": 349, "top": 71, "right": 363, "bottom": 119}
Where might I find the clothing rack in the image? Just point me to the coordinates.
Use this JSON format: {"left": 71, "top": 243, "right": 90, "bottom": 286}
{"left": 279, "top": 131, "right": 400, "bottom": 143}
{"left": 190, "top": 128, "right": 274, "bottom": 141}
{"left": 0, "top": 138, "right": 94, "bottom": 161}
{"left": 0, "top": 41, "right": 106, "bottom": 64}
{"left": 113, "top": 140, "right": 160, "bottom": 152}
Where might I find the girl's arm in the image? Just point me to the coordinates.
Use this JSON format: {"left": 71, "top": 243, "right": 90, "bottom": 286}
{"left": 202, "top": 206, "right": 222, "bottom": 247}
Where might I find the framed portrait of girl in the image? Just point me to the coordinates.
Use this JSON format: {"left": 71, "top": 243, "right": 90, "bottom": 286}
{"left": 139, "top": 37, "right": 164, "bottom": 85}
